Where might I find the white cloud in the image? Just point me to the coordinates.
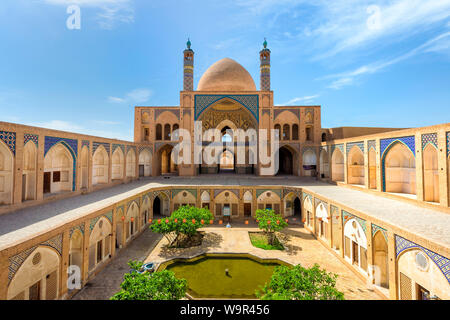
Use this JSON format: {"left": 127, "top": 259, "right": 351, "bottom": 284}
{"left": 320, "top": 31, "right": 450, "bottom": 89}
{"left": 108, "top": 88, "right": 152, "bottom": 104}
{"left": 43, "top": 0, "right": 134, "bottom": 29}
{"left": 280, "top": 94, "right": 320, "bottom": 105}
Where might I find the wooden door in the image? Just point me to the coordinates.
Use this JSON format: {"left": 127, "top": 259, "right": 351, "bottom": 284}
{"left": 43, "top": 172, "right": 51, "bottom": 194}
{"left": 244, "top": 203, "right": 251, "bottom": 217}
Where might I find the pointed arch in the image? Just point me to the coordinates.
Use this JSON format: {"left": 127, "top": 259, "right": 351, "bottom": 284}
{"left": 331, "top": 148, "right": 344, "bottom": 182}
{"left": 7, "top": 246, "right": 60, "bottom": 300}
{"left": 320, "top": 149, "right": 329, "bottom": 178}
{"left": 344, "top": 218, "right": 368, "bottom": 271}
{"left": 423, "top": 144, "right": 439, "bottom": 202}
{"left": 22, "top": 141, "right": 37, "bottom": 201}
{"left": 373, "top": 231, "right": 389, "bottom": 288}
{"left": 112, "top": 147, "right": 124, "bottom": 180}
{"left": 303, "top": 148, "right": 317, "bottom": 177}
{"left": 139, "top": 149, "right": 152, "bottom": 177}
{"left": 92, "top": 145, "right": 109, "bottom": 185}
{"left": 126, "top": 148, "right": 136, "bottom": 178}
{"left": 382, "top": 141, "right": 416, "bottom": 194}
{"left": 44, "top": 142, "right": 75, "bottom": 194}
{"left": 0, "top": 140, "right": 14, "bottom": 205}
{"left": 348, "top": 145, "right": 365, "bottom": 185}
{"left": 69, "top": 230, "right": 83, "bottom": 284}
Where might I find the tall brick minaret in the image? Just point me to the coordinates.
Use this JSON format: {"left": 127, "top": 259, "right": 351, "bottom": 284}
{"left": 260, "top": 38, "right": 271, "bottom": 91}
{"left": 183, "top": 38, "right": 194, "bottom": 91}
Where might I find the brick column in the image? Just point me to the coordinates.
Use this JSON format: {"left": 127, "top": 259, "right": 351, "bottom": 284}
{"left": 82, "top": 222, "right": 90, "bottom": 283}
{"left": 364, "top": 140, "right": 369, "bottom": 189}
{"left": 437, "top": 130, "right": 449, "bottom": 207}
{"left": 60, "top": 230, "right": 70, "bottom": 298}
{"left": 13, "top": 130, "right": 24, "bottom": 204}
{"left": 343, "top": 143, "right": 348, "bottom": 184}
{"left": 415, "top": 133, "right": 424, "bottom": 201}
{"left": 376, "top": 138, "right": 382, "bottom": 192}
{"left": 111, "top": 207, "right": 117, "bottom": 258}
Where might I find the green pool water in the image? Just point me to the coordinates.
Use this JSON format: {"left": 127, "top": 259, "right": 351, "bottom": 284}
{"left": 160, "top": 254, "right": 288, "bottom": 299}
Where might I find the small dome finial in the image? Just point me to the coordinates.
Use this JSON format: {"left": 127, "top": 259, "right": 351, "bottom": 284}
{"left": 187, "top": 38, "right": 191, "bottom": 49}
{"left": 263, "top": 37, "right": 267, "bottom": 49}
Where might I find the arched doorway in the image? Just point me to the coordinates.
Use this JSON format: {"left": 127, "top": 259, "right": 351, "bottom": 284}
{"left": 372, "top": 231, "right": 389, "bottom": 288}
{"left": 88, "top": 217, "right": 112, "bottom": 272}
{"left": 319, "top": 149, "right": 329, "bottom": 178}
{"left": 22, "top": 141, "right": 37, "bottom": 201}
{"left": 302, "top": 149, "right": 317, "bottom": 177}
{"left": 153, "top": 196, "right": 161, "bottom": 216}
{"left": 126, "top": 149, "right": 136, "bottom": 178}
{"left": 92, "top": 145, "right": 109, "bottom": 185}
{"left": 139, "top": 149, "right": 152, "bottom": 177}
{"left": 348, "top": 146, "right": 364, "bottom": 185}
{"left": 423, "top": 144, "right": 439, "bottom": 202}
{"left": 383, "top": 142, "right": 416, "bottom": 195}
{"left": 69, "top": 230, "right": 83, "bottom": 288}
{"left": 219, "top": 149, "right": 235, "bottom": 173}
{"left": 278, "top": 146, "right": 293, "bottom": 175}
{"left": 44, "top": 143, "right": 74, "bottom": 194}
{"left": 157, "top": 145, "right": 177, "bottom": 176}
{"left": 344, "top": 218, "right": 368, "bottom": 272}
{"left": 111, "top": 147, "right": 124, "bottom": 180}
{"left": 331, "top": 149, "right": 344, "bottom": 182}
{"left": 294, "top": 197, "right": 301, "bottom": 217}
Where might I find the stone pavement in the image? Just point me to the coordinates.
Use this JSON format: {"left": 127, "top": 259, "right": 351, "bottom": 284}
{"left": 144, "top": 223, "right": 382, "bottom": 300}
{"left": 71, "top": 229, "right": 162, "bottom": 300}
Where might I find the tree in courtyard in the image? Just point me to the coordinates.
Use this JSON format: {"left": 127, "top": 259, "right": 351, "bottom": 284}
{"left": 111, "top": 260, "right": 187, "bottom": 300}
{"left": 255, "top": 208, "right": 288, "bottom": 245}
{"left": 150, "top": 205, "right": 213, "bottom": 245}
{"left": 256, "top": 264, "right": 345, "bottom": 300}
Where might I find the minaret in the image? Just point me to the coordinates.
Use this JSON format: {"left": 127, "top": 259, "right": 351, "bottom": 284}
{"left": 260, "top": 38, "right": 271, "bottom": 91}
{"left": 183, "top": 38, "right": 194, "bottom": 91}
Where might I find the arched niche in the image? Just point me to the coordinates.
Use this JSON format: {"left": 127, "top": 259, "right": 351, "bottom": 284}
{"left": 88, "top": 217, "right": 112, "bottom": 272}
{"left": 372, "top": 231, "right": 389, "bottom": 289}
{"left": 125, "top": 202, "right": 139, "bottom": 240}
{"left": 315, "top": 202, "right": 329, "bottom": 239}
{"left": 115, "top": 208, "right": 124, "bottom": 249}
{"left": 126, "top": 149, "right": 136, "bottom": 178}
{"left": 303, "top": 196, "right": 313, "bottom": 227}
{"left": 141, "top": 196, "right": 151, "bottom": 227}
{"left": 155, "top": 145, "right": 177, "bottom": 176}
{"left": 320, "top": 149, "right": 329, "bottom": 178}
{"left": 283, "top": 192, "right": 296, "bottom": 217}
{"left": 201, "top": 191, "right": 211, "bottom": 209}
{"left": 69, "top": 230, "right": 83, "bottom": 282}
{"left": 153, "top": 192, "right": 170, "bottom": 216}
{"left": 214, "top": 190, "right": 239, "bottom": 217}
{"left": 111, "top": 147, "right": 124, "bottom": 180}
{"left": 173, "top": 190, "right": 196, "bottom": 211}
{"left": 348, "top": 146, "right": 364, "bottom": 185}
{"left": 92, "top": 145, "right": 109, "bottom": 185}
{"left": 7, "top": 247, "right": 60, "bottom": 300}
{"left": 22, "top": 141, "right": 37, "bottom": 201}
{"left": 331, "top": 149, "right": 344, "bottom": 182}
{"left": 44, "top": 143, "right": 74, "bottom": 194}
{"left": 423, "top": 144, "right": 439, "bottom": 202}
{"left": 0, "top": 140, "right": 14, "bottom": 205}
{"left": 302, "top": 149, "right": 317, "bottom": 177}
{"left": 139, "top": 149, "right": 152, "bottom": 177}
{"left": 257, "top": 191, "right": 281, "bottom": 214}
{"left": 344, "top": 218, "right": 368, "bottom": 272}
{"left": 383, "top": 142, "right": 416, "bottom": 195}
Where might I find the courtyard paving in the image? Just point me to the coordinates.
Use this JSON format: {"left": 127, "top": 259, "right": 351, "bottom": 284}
{"left": 73, "top": 222, "right": 382, "bottom": 300}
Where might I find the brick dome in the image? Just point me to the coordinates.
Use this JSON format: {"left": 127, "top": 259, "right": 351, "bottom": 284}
{"left": 197, "top": 58, "right": 256, "bottom": 91}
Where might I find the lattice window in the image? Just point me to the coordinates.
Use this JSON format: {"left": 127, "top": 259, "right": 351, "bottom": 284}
{"left": 45, "top": 271, "right": 58, "bottom": 300}
{"left": 400, "top": 273, "right": 412, "bottom": 300}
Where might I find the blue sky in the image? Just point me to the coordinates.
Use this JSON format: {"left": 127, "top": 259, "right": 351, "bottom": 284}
{"left": 0, "top": 0, "right": 449, "bottom": 141}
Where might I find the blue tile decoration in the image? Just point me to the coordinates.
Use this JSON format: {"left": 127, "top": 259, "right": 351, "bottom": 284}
{"left": 69, "top": 223, "right": 85, "bottom": 238}
{"left": 395, "top": 235, "right": 450, "bottom": 284}
{"left": 330, "top": 205, "right": 340, "bottom": 220}
{"left": 24, "top": 133, "right": 39, "bottom": 147}
{"left": 0, "top": 131, "right": 16, "bottom": 155}
{"left": 368, "top": 140, "right": 376, "bottom": 152}
{"left": 447, "top": 132, "right": 450, "bottom": 157}
{"left": 372, "top": 224, "right": 388, "bottom": 242}
{"left": 302, "top": 146, "right": 315, "bottom": 156}
{"left": 346, "top": 141, "right": 364, "bottom": 155}
{"left": 282, "top": 187, "right": 301, "bottom": 199}
{"left": 195, "top": 94, "right": 259, "bottom": 122}
{"left": 152, "top": 189, "right": 171, "bottom": 200}
{"left": 274, "top": 108, "right": 300, "bottom": 120}
{"left": 172, "top": 189, "right": 197, "bottom": 199}
{"left": 92, "top": 141, "right": 110, "bottom": 154}
{"left": 342, "top": 210, "right": 366, "bottom": 233}
{"left": 138, "top": 146, "right": 152, "bottom": 155}
{"left": 81, "top": 140, "right": 90, "bottom": 150}
{"left": 302, "top": 192, "right": 312, "bottom": 203}
{"left": 314, "top": 197, "right": 327, "bottom": 208}
{"left": 112, "top": 143, "right": 125, "bottom": 155}
{"left": 127, "top": 199, "right": 140, "bottom": 211}
{"left": 380, "top": 136, "right": 415, "bottom": 157}
{"left": 256, "top": 189, "right": 281, "bottom": 199}
{"left": 44, "top": 136, "right": 78, "bottom": 191}
{"left": 331, "top": 144, "right": 344, "bottom": 156}
{"left": 421, "top": 133, "right": 438, "bottom": 150}
{"left": 8, "top": 234, "right": 62, "bottom": 284}
{"left": 380, "top": 136, "right": 416, "bottom": 191}
{"left": 127, "top": 145, "right": 136, "bottom": 154}
{"left": 89, "top": 211, "right": 113, "bottom": 233}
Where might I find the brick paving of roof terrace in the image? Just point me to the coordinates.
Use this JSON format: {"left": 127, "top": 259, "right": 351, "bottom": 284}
{"left": 0, "top": 176, "right": 449, "bottom": 253}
